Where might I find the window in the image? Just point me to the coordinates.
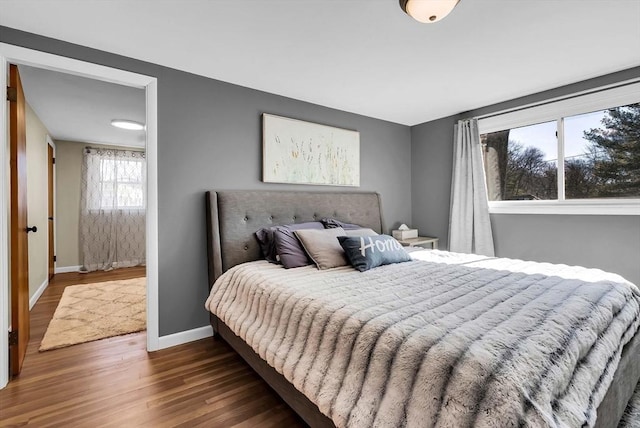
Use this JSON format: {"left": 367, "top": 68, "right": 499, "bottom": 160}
{"left": 478, "top": 82, "right": 640, "bottom": 215}
{"left": 98, "top": 158, "right": 145, "bottom": 209}
{"left": 482, "top": 121, "right": 558, "bottom": 201}
{"left": 83, "top": 148, "right": 146, "bottom": 211}
{"left": 564, "top": 108, "right": 639, "bottom": 199}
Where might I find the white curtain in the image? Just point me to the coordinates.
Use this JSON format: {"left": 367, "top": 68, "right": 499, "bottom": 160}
{"left": 79, "top": 147, "right": 146, "bottom": 272}
{"left": 448, "top": 119, "right": 495, "bottom": 256}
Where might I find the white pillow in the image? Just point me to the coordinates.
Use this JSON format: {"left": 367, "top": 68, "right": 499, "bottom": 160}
{"left": 345, "top": 228, "right": 379, "bottom": 237}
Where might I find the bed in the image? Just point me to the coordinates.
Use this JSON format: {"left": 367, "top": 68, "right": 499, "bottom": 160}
{"left": 204, "top": 190, "right": 640, "bottom": 428}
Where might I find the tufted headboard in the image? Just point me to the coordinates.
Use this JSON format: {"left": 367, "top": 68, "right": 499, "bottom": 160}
{"left": 205, "top": 190, "right": 385, "bottom": 288}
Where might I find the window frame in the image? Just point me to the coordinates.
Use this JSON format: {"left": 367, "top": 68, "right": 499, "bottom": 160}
{"left": 478, "top": 80, "right": 640, "bottom": 216}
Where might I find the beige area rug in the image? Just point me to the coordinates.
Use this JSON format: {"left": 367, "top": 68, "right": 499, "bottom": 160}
{"left": 39, "top": 277, "right": 146, "bottom": 351}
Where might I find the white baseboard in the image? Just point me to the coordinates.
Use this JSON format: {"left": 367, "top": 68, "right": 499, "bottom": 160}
{"left": 112, "top": 260, "right": 145, "bottom": 269}
{"left": 157, "top": 325, "right": 213, "bottom": 350}
{"left": 29, "top": 278, "right": 49, "bottom": 310}
{"left": 55, "top": 265, "right": 81, "bottom": 274}
{"left": 54, "top": 263, "right": 144, "bottom": 274}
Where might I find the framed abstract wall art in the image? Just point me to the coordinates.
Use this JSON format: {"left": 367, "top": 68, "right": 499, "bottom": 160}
{"left": 262, "top": 113, "right": 360, "bottom": 186}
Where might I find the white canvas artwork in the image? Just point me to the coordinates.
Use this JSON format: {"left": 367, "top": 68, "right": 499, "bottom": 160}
{"left": 262, "top": 114, "right": 360, "bottom": 186}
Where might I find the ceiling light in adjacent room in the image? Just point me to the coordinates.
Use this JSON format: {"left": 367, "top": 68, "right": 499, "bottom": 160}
{"left": 110, "top": 119, "right": 145, "bottom": 130}
{"left": 399, "top": 0, "right": 460, "bottom": 23}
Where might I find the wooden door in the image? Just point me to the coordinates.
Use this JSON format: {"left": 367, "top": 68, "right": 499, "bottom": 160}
{"left": 48, "top": 144, "right": 55, "bottom": 280}
{"left": 9, "top": 64, "right": 30, "bottom": 377}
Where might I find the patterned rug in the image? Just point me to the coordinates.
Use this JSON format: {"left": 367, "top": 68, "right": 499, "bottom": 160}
{"left": 39, "top": 277, "right": 146, "bottom": 351}
{"left": 620, "top": 381, "right": 640, "bottom": 428}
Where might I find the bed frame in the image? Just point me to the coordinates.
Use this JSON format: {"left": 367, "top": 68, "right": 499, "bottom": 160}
{"left": 205, "top": 189, "right": 639, "bottom": 428}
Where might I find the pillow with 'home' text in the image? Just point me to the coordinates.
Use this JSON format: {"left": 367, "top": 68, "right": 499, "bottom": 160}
{"left": 338, "top": 234, "right": 412, "bottom": 272}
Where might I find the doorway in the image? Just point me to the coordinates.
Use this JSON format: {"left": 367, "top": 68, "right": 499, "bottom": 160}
{"left": 0, "top": 42, "right": 159, "bottom": 389}
{"left": 16, "top": 63, "right": 149, "bottom": 352}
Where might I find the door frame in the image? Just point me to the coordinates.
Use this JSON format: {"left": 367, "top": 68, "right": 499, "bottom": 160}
{"left": 0, "top": 43, "right": 160, "bottom": 389}
{"left": 47, "top": 135, "right": 55, "bottom": 280}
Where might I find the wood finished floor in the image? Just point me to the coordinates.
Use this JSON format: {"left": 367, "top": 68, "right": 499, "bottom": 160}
{"left": 0, "top": 268, "right": 306, "bottom": 427}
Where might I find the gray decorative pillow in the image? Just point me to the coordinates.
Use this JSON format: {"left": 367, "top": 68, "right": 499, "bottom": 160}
{"left": 294, "top": 227, "right": 348, "bottom": 270}
{"left": 338, "top": 234, "right": 412, "bottom": 272}
{"left": 321, "top": 218, "right": 363, "bottom": 230}
{"left": 255, "top": 227, "right": 279, "bottom": 263}
{"left": 273, "top": 222, "right": 324, "bottom": 268}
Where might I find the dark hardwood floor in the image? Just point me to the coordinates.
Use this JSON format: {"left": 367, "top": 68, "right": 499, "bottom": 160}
{"left": 0, "top": 268, "right": 305, "bottom": 427}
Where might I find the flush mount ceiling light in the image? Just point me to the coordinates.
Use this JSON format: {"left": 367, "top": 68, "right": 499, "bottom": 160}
{"left": 399, "top": 0, "right": 460, "bottom": 23}
{"left": 110, "top": 119, "right": 145, "bottom": 130}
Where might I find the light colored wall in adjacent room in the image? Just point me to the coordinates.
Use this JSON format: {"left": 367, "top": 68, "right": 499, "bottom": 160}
{"left": 54, "top": 140, "right": 143, "bottom": 269}
{"left": 54, "top": 140, "right": 82, "bottom": 269}
{"left": 25, "top": 102, "right": 50, "bottom": 299}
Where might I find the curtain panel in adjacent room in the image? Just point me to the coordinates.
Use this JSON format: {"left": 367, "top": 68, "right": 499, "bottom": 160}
{"left": 79, "top": 147, "right": 146, "bottom": 272}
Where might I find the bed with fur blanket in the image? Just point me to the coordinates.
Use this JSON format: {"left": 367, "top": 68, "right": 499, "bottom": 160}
{"left": 204, "top": 189, "right": 640, "bottom": 428}
{"left": 205, "top": 250, "right": 640, "bottom": 427}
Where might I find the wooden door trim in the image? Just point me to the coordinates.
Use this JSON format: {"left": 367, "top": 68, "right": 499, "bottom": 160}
{"left": 0, "top": 50, "right": 8, "bottom": 390}
{"left": 47, "top": 136, "right": 55, "bottom": 280}
{"left": 0, "top": 42, "right": 159, "bottom": 390}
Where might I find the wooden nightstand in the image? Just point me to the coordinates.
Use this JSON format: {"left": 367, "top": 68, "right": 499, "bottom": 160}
{"left": 397, "top": 236, "right": 439, "bottom": 249}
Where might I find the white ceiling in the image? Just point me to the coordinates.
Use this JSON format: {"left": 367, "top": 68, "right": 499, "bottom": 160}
{"left": 2, "top": 0, "right": 640, "bottom": 126}
{"left": 19, "top": 65, "right": 146, "bottom": 148}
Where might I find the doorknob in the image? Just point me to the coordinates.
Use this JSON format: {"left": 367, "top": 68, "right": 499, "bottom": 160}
{"left": 26, "top": 226, "right": 37, "bottom": 233}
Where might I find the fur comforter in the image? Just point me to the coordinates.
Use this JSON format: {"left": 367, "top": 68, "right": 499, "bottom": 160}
{"left": 205, "top": 251, "right": 640, "bottom": 427}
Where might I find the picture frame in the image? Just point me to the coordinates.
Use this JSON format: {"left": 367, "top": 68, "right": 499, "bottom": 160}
{"left": 262, "top": 113, "right": 360, "bottom": 186}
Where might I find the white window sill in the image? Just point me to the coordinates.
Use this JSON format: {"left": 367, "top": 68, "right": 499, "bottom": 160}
{"left": 488, "top": 200, "right": 640, "bottom": 215}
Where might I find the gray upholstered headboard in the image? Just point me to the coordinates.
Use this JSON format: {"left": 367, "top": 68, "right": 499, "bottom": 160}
{"left": 205, "top": 190, "right": 385, "bottom": 287}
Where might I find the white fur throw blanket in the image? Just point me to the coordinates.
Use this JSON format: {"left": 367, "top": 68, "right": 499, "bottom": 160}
{"left": 205, "top": 251, "right": 640, "bottom": 427}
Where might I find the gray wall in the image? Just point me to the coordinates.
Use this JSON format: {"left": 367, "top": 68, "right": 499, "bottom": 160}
{"left": 411, "top": 115, "right": 460, "bottom": 247}
{"left": 0, "top": 26, "right": 412, "bottom": 335}
{"left": 411, "top": 67, "right": 640, "bottom": 285}
{"left": 491, "top": 215, "right": 640, "bottom": 284}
